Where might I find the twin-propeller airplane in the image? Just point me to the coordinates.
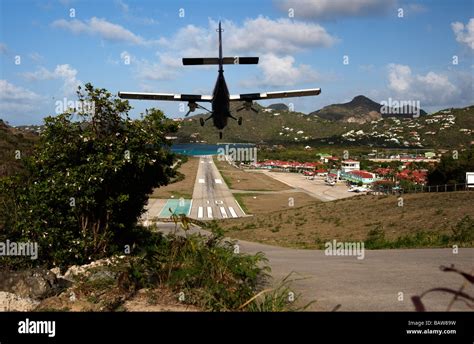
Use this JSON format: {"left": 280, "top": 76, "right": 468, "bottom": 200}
{"left": 118, "top": 21, "right": 321, "bottom": 139}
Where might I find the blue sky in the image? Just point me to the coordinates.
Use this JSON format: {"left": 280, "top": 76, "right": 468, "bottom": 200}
{"left": 0, "top": 0, "right": 473, "bottom": 125}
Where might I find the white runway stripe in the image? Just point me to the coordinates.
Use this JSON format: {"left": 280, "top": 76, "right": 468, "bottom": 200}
{"left": 215, "top": 179, "right": 222, "bottom": 184}
{"left": 199, "top": 179, "right": 205, "bottom": 184}
{"left": 228, "top": 207, "right": 238, "bottom": 218}
{"left": 207, "top": 207, "right": 213, "bottom": 219}
{"left": 219, "top": 207, "right": 228, "bottom": 218}
{"left": 197, "top": 207, "right": 203, "bottom": 219}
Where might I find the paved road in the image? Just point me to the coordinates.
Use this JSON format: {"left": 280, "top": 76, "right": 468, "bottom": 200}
{"left": 262, "top": 171, "right": 359, "bottom": 202}
{"left": 157, "top": 223, "right": 473, "bottom": 311}
{"left": 188, "top": 155, "right": 246, "bottom": 220}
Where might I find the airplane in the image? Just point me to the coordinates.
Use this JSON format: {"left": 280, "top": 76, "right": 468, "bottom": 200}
{"left": 118, "top": 21, "right": 321, "bottom": 139}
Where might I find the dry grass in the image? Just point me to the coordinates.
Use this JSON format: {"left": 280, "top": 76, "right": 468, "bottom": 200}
{"left": 214, "top": 158, "right": 291, "bottom": 191}
{"left": 234, "top": 192, "right": 320, "bottom": 214}
{"left": 150, "top": 157, "right": 199, "bottom": 199}
{"left": 220, "top": 191, "right": 474, "bottom": 249}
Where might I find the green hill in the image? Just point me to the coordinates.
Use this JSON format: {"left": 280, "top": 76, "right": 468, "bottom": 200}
{"left": 175, "top": 99, "right": 472, "bottom": 149}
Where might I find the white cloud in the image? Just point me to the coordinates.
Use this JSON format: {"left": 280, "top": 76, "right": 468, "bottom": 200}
{"left": 388, "top": 63, "right": 412, "bottom": 92}
{"left": 23, "top": 64, "right": 81, "bottom": 95}
{"left": 116, "top": 0, "right": 129, "bottom": 13}
{"left": 29, "top": 52, "right": 44, "bottom": 62}
{"left": 121, "top": 52, "right": 179, "bottom": 81}
{"left": 386, "top": 63, "right": 464, "bottom": 107}
{"left": 451, "top": 18, "right": 474, "bottom": 50}
{"left": 51, "top": 17, "right": 160, "bottom": 45}
{"left": 276, "top": 0, "right": 396, "bottom": 19}
{"left": 241, "top": 53, "right": 319, "bottom": 87}
{"left": 0, "top": 80, "right": 42, "bottom": 114}
{"left": 165, "top": 17, "right": 337, "bottom": 56}
{"left": 126, "top": 17, "right": 334, "bottom": 84}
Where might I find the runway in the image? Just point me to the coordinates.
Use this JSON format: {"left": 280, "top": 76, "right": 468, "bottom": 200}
{"left": 188, "top": 155, "right": 246, "bottom": 220}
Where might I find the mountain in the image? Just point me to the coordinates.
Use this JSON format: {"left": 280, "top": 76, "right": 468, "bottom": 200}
{"left": 267, "top": 103, "right": 289, "bottom": 111}
{"left": 310, "top": 95, "right": 427, "bottom": 124}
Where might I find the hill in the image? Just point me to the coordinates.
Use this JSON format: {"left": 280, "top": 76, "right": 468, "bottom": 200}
{"left": 310, "top": 95, "right": 427, "bottom": 123}
{"left": 219, "top": 191, "right": 474, "bottom": 249}
{"left": 0, "top": 119, "right": 39, "bottom": 177}
{"left": 175, "top": 99, "right": 472, "bottom": 148}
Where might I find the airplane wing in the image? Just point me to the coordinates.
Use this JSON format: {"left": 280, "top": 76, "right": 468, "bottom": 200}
{"left": 229, "top": 88, "right": 321, "bottom": 101}
{"left": 118, "top": 92, "right": 212, "bottom": 102}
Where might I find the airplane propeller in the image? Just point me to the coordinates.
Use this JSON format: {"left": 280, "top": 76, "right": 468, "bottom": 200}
{"left": 236, "top": 101, "right": 258, "bottom": 113}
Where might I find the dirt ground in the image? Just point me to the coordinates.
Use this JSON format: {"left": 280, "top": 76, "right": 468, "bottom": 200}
{"left": 214, "top": 158, "right": 291, "bottom": 191}
{"left": 220, "top": 191, "right": 474, "bottom": 249}
{"left": 150, "top": 157, "right": 199, "bottom": 199}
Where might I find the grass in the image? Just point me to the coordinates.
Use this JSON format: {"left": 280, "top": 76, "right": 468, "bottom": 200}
{"left": 219, "top": 192, "right": 474, "bottom": 249}
{"left": 233, "top": 193, "right": 251, "bottom": 214}
{"left": 150, "top": 157, "right": 199, "bottom": 199}
{"left": 230, "top": 192, "right": 320, "bottom": 215}
{"left": 213, "top": 156, "right": 291, "bottom": 191}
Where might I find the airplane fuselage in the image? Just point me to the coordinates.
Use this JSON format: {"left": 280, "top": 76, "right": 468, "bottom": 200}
{"left": 211, "top": 70, "right": 230, "bottom": 130}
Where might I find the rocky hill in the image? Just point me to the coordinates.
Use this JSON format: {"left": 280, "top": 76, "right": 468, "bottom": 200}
{"left": 310, "top": 95, "right": 427, "bottom": 124}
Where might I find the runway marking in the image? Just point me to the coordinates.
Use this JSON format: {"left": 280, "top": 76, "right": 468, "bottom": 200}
{"left": 200, "top": 161, "right": 204, "bottom": 163}
{"left": 199, "top": 179, "right": 205, "bottom": 184}
{"left": 208, "top": 161, "right": 213, "bottom": 164}
{"left": 219, "top": 207, "right": 228, "bottom": 218}
{"left": 215, "top": 179, "right": 222, "bottom": 184}
{"left": 228, "top": 207, "right": 238, "bottom": 218}
{"left": 206, "top": 200, "right": 210, "bottom": 204}
{"left": 197, "top": 206, "right": 203, "bottom": 219}
{"left": 215, "top": 200, "right": 223, "bottom": 204}
{"left": 207, "top": 207, "right": 213, "bottom": 219}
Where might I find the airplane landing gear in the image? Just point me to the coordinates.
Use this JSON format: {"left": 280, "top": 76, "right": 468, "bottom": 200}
{"left": 219, "top": 132, "right": 223, "bottom": 140}
{"left": 200, "top": 118, "right": 205, "bottom": 126}
{"left": 238, "top": 117, "right": 242, "bottom": 125}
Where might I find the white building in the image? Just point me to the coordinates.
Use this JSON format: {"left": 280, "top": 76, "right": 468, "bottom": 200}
{"left": 341, "top": 159, "right": 360, "bottom": 173}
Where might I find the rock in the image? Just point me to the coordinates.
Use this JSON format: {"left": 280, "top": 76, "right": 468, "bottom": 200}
{"left": 0, "top": 268, "right": 70, "bottom": 300}
{"left": 0, "top": 291, "right": 39, "bottom": 311}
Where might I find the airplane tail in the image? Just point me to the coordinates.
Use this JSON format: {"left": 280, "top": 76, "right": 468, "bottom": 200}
{"left": 182, "top": 21, "right": 259, "bottom": 68}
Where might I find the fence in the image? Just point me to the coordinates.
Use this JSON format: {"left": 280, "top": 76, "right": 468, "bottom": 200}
{"left": 372, "top": 183, "right": 473, "bottom": 195}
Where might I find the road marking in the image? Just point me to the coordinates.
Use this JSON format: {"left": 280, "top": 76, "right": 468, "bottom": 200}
{"left": 228, "top": 207, "right": 238, "bottom": 218}
{"left": 199, "top": 179, "right": 205, "bottom": 184}
{"left": 207, "top": 207, "right": 213, "bottom": 219}
{"left": 219, "top": 207, "right": 228, "bottom": 218}
{"left": 197, "top": 207, "right": 203, "bottom": 219}
{"left": 215, "top": 179, "right": 222, "bottom": 184}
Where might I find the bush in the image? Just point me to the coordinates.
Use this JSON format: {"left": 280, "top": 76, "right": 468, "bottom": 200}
{"left": 0, "top": 84, "right": 178, "bottom": 270}
{"left": 123, "top": 230, "right": 270, "bottom": 311}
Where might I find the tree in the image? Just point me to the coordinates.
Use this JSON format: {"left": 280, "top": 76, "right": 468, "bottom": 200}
{"left": 0, "top": 83, "right": 178, "bottom": 269}
{"left": 427, "top": 148, "right": 474, "bottom": 186}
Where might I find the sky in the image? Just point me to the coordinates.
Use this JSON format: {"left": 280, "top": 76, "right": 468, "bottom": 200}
{"left": 0, "top": 0, "right": 473, "bottom": 125}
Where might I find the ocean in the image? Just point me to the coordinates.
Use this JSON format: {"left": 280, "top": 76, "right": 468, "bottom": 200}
{"left": 171, "top": 143, "right": 256, "bottom": 156}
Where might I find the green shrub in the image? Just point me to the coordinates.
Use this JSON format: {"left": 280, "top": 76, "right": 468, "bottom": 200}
{"left": 0, "top": 84, "right": 178, "bottom": 271}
